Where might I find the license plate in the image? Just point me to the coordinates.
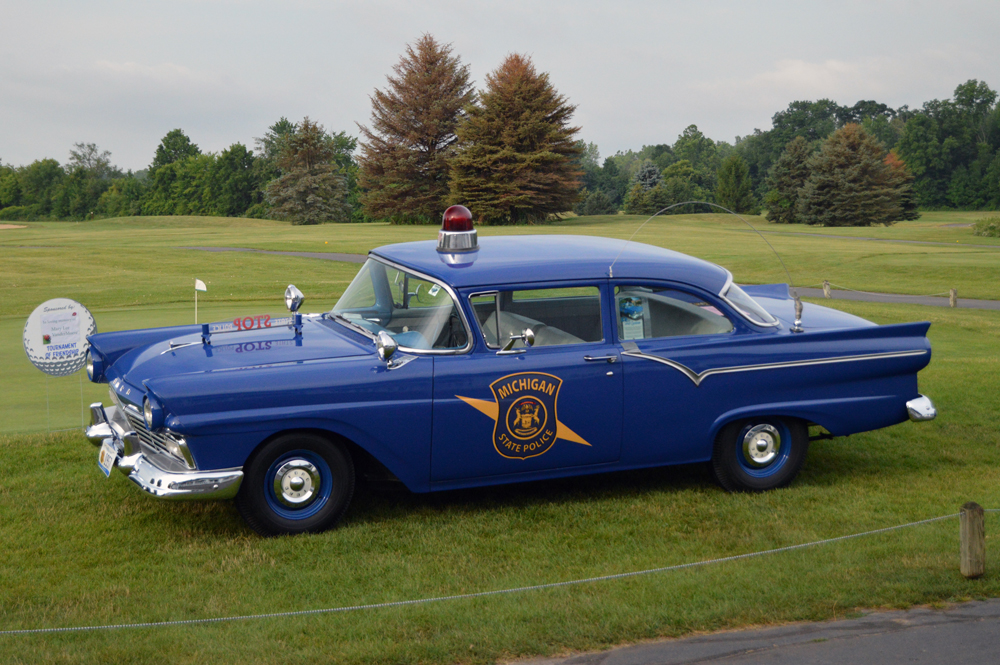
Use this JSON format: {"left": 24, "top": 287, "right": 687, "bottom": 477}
{"left": 98, "top": 440, "right": 118, "bottom": 477}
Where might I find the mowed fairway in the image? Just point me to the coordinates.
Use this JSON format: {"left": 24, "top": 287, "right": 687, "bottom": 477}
{"left": 1, "top": 214, "right": 999, "bottom": 664}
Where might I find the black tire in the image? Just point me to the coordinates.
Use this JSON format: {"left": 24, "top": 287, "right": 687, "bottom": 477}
{"left": 236, "top": 433, "right": 355, "bottom": 536}
{"left": 711, "top": 418, "right": 808, "bottom": 492}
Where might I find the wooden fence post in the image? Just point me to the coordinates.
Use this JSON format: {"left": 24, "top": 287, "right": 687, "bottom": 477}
{"left": 823, "top": 280, "right": 831, "bottom": 299}
{"left": 950, "top": 288, "right": 958, "bottom": 308}
{"left": 960, "top": 501, "right": 985, "bottom": 579}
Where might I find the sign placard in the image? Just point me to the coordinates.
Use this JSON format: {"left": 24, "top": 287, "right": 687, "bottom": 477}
{"left": 23, "top": 298, "right": 97, "bottom": 376}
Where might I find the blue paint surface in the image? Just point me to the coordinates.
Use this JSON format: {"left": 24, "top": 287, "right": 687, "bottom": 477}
{"left": 87, "top": 235, "right": 933, "bottom": 494}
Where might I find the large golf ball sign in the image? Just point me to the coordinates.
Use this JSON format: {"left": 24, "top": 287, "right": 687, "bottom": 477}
{"left": 23, "top": 298, "right": 96, "bottom": 376}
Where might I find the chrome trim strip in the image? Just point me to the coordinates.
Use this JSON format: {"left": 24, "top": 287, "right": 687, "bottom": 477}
{"left": 468, "top": 290, "right": 500, "bottom": 348}
{"left": 332, "top": 254, "right": 474, "bottom": 356}
{"left": 621, "top": 348, "right": 929, "bottom": 387}
{"left": 719, "top": 270, "right": 734, "bottom": 298}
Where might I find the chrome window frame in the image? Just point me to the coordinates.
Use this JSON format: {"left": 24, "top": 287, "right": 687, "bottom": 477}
{"left": 717, "top": 270, "right": 780, "bottom": 328}
{"left": 331, "top": 254, "right": 474, "bottom": 356}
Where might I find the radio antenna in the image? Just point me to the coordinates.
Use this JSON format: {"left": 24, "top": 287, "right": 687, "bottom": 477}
{"left": 608, "top": 201, "right": 804, "bottom": 332}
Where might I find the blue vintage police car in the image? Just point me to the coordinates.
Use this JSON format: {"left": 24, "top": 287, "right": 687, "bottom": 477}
{"left": 84, "top": 206, "right": 936, "bottom": 535}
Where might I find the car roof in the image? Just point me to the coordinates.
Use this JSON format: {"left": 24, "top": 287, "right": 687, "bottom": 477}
{"left": 370, "top": 235, "right": 732, "bottom": 293}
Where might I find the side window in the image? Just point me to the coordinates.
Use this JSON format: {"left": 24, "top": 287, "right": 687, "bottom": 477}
{"left": 615, "top": 286, "right": 733, "bottom": 340}
{"left": 473, "top": 286, "right": 603, "bottom": 348}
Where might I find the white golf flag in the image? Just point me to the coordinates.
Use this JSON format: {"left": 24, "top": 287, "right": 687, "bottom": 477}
{"left": 195, "top": 279, "right": 207, "bottom": 292}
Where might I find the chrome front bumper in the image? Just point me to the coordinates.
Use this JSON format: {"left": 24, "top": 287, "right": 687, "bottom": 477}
{"left": 86, "top": 403, "right": 243, "bottom": 500}
{"left": 906, "top": 394, "right": 937, "bottom": 422}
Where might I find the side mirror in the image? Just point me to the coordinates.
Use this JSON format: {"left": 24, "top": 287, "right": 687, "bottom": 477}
{"left": 285, "top": 285, "right": 304, "bottom": 313}
{"left": 500, "top": 327, "right": 535, "bottom": 353}
{"left": 376, "top": 330, "right": 397, "bottom": 363}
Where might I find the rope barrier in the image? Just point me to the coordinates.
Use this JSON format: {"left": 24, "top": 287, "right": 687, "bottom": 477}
{"left": 821, "top": 283, "right": 953, "bottom": 298}
{"left": 3, "top": 511, "right": 988, "bottom": 637}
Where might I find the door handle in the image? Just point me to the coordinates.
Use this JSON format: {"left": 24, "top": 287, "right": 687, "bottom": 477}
{"left": 584, "top": 355, "right": 618, "bottom": 363}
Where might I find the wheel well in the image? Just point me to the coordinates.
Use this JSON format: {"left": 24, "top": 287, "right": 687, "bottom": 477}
{"left": 248, "top": 428, "right": 399, "bottom": 483}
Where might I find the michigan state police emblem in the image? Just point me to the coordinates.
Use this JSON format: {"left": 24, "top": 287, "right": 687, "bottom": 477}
{"left": 490, "top": 372, "right": 562, "bottom": 459}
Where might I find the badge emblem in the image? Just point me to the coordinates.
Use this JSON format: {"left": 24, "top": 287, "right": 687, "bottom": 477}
{"left": 458, "top": 372, "right": 591, "bottom": 460}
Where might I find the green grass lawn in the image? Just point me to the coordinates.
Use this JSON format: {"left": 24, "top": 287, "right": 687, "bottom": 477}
{"left": 1, "top": 215, "right": 998, "bottom": 663}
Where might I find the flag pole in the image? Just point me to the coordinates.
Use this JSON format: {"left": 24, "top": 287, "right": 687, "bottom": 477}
{"left": 194, "top": 279, "right": 207, "bottom": 324}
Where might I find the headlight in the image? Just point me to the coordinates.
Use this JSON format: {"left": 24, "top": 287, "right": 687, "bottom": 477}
{"left": 86, "top": 348, "right": 104, "bottom": 383}
{"left": 143, "top": 394, "right": 165, "bottom": 430}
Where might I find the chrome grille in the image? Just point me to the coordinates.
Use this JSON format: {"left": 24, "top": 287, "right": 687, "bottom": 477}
{"left": 109, "top": 388, "right": 181, "bottom": 460}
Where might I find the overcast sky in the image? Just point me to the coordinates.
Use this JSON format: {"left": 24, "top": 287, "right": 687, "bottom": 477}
{"left": 2, "top": 0, "right": 998, "bottom": 171}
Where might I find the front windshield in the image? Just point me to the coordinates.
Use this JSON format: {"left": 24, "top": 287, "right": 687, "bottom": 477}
{"left": 722, "top": 283, "right": 778, "bottom": 326}
{"left": 332, "top": 258, "right": 469, "bottom": 350}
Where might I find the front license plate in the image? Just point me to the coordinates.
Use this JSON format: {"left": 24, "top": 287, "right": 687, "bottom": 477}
{"left": 98, "top": 441, "right": 118, "bottom": 477}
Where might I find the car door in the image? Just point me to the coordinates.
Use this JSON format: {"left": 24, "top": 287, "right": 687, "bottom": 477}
{"left": 613, "top": 282, "right": 749, "bottom": 467}
{"left": 431, "top": 283, "right": 622, "bottom": 484}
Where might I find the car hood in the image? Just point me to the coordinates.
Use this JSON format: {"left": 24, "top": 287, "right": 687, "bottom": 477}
{"left": 100, "top": 317, "right": 373, "bottom": 397}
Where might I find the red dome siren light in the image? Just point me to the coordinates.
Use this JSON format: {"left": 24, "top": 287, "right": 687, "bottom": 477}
{"left": 438, "top": 205, "right": 477, "bottom": 252}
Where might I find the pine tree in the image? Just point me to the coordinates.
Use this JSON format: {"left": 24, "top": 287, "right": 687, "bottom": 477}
{"left": 449, "top": 54, "right": 582, "bottom": 225}
{"left": 763, "top": 136, "right": 812, "bottom": 224}
{"left": 796, "top": 124, "right": 900, "bottom": 227}
{"left": 265, "top": 118, "right": 350, "bottom": 225}
{"left": 714, "top": 153, "right": 757, "bottom": 213}
{"left": 357, "top": 35, "right": 473, "bottom": 224}
{"left": 633, "top": 159, "right": 662, "bottom": 191}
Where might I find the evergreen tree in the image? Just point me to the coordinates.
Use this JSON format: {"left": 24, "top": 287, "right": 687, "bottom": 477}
{"left": 358, "top": 34, "right": 473, "bottom": 224}
{"left": 796, "top": 124, "right": 900, "bottom": 226}
{"left": 265, "top": 118, "right": 350, "bottom": 225}
{"left": 449, "top": 53, "right": 582, "bottom": 224}
{"left": 150, "top": 129, "right": 201, "bottom": 173}
{"left": 714, "top": 153, "right": 756, "bottom": 213}
{"left": 633, "top": 159, "right": 662, "bottom": 191}
{"left": 762, "top": 136, "right": 812, "bottom": 223}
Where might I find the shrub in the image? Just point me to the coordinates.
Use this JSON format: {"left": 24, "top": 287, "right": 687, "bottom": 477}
{"left": 574, "top": 190, "right": 616, "bottom": 216}
{"left": 0, "top": 205, "right": 38, "bottom": 221}
{"left": 972, "top": 216, "right": 1000, "bottom": 237}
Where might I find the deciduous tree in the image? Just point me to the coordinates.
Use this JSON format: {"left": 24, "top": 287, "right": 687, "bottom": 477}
{"left": 150, "top": 129, "right": 201, "bottom": 173}
{"left": 358, "top": 35, "right": 473, "bottom": 223}
{"left": 449, "top": 53, "right": 582, "bottom": 224}
{"left": 714, "top": 153, "right": 757, "bottom": 214}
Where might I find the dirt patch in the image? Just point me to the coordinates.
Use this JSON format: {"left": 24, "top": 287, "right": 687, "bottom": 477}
{"left": 0, "top": 224, "right": 27, "bottom": 230}
{"left": 940, "top": 223, "right": 973, "bottom": 228}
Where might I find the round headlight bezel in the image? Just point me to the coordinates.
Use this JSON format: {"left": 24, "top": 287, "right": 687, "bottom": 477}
{"left": 85, "top": 348, "right": 103, "bottom": 382}
{"left": 143, "top": 394, "right": 165, "bottom": 431}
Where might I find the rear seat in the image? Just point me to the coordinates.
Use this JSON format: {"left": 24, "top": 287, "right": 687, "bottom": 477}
{"left": 482, "top": 311, "right": 584, "bottom": 348}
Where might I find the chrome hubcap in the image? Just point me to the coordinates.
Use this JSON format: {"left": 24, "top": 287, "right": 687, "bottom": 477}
{"left": 273, "top": 459, "right": 320, "bottom": 507}
{"left": 742, "top": 424, "right": 781, "bottom": 467}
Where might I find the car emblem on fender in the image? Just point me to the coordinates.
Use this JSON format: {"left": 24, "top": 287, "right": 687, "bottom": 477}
{"left": 458, "top": 372, "right": 591, "bottom": 459}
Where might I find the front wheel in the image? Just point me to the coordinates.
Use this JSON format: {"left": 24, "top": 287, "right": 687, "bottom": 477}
{"left": 711, "top": 418, "right": 808, "bottom": 492}
{"left": 236, "top": 433, "right": 355, "bottom": 536}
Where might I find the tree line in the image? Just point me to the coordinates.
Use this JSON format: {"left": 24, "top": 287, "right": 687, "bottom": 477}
{"left": 0, "top": 35, "right": 996, "bottom": 226}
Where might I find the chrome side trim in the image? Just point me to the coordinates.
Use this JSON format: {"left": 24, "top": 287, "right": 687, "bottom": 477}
{"left": 621, "top": 347, "right": 929, "bottom": 387}
{"left": 906, "top": 394, "right": 937, "bottom": 422}
{"left": 333, "top": 254, "right": 474, "bottom": 356}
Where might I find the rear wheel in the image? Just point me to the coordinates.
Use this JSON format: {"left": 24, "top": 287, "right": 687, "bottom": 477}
{"left": 236, "top": 433, "right": 355, "bottom": 536}
{"left": 711, "top": 418, "right": 808, "bottom": 492}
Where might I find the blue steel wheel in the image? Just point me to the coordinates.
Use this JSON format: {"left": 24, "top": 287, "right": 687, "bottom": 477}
{"left": 711, "top": 418, "right": 808, "bottom": 492}
{"left": 236, "top": 433, "right": 355, "bottom": 536}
